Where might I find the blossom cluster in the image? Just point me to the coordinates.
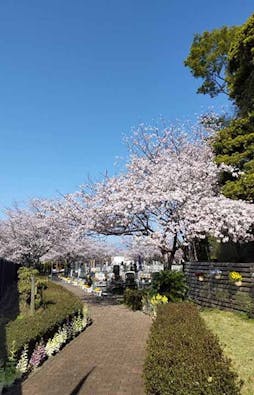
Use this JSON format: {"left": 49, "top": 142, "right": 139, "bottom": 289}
{"left": 1, "top": 121, "right": 254, "bottom": 266}
{"left": 0, "top": 198, "right": 117, "bottom": 266}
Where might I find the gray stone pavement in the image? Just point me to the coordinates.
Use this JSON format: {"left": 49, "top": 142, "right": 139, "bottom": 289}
{"left": 11, "top": 283, "right": 152, "bottom": 395}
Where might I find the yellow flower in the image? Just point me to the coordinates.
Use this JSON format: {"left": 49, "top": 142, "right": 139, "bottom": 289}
{"left": 150, "top": 294, "right": 168, "bottom": 306}
{"left": 229, "top": 271, "right": 242, "bottom": 282}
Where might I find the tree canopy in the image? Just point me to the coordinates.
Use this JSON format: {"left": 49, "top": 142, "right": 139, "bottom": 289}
{"left": 185, "top": 13, "right": 254, "bottom": 201}
{"left": 184, "top": 26, "right": 238, "bottom": 97}
{"left": 57, "top": 123, "right": 254, "bottom": 268}
{"left": 228, "top": 14, "right": 254, "bottom": 115}
{"left": 213, "top": 113, "right": 254, "bottom": 201}
{"left": 184, "top": 13, "right": 254, "bottom": 115}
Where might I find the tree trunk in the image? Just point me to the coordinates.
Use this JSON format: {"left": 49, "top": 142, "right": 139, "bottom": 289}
{"left": 192, "top": 241, "right": 198, "bottom": 261}
{"left": 168, "top": 235, "right": 177, "bottom": 269}
{"left": 162, "top": 235, "right": 178, "bottom": 270}
{"left": 162, "top": 252, "right": 172, "bottom": 271}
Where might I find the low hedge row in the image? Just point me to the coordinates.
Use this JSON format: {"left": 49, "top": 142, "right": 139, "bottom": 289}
{"left": 144, "top": 302, "right": 242, "bottom": 395}
{"left": 5, "top": 280, "right": 83, "bottom": 356}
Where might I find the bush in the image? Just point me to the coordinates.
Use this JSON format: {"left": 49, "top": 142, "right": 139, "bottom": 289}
{"left": 123, "top": 288, "right": 146, "bottom": 311}
{"left": 151, "top": 270, "right": 188, "bottom": 301}
{"left": 0, "top": 360, "right": 18, "bottom": 390}
{"left": 5, "top": 280, "right": 83, "bottom": 357}
{"left": 144, "top": 302, "right": 242, "bottom": 395}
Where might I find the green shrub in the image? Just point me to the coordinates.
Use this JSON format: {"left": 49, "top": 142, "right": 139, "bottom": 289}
{"left": 144, "top": 302, "right": 242, "bottom": 395}
{"left": 5, "top": 280, "right": 83, "bottom": 357}
{"left": 0, "top": 360, "right": 18, "bottom": 390}
{"left": 123, "top": 288, "right": 146, "bottom": 311}
{"left": 151, "top": 270, "right": 188, "bottom": 301}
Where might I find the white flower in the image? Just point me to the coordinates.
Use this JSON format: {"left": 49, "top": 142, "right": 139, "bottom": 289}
{"left": 16, "top": 344, "right": 29, "bottom": 374}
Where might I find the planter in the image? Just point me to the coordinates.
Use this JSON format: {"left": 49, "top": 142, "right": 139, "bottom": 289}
{"left": 229, "top": 271, "right": 243, "bottom": 284}
{"left": 210, "top": 269, "right": 222, "bottom": 280}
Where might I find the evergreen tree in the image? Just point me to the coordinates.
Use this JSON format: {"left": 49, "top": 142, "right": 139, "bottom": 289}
{"left": 213, "top": 113, "right": 254, "bottom": 201}
{"left": 185, "top": 13, "right": 254, "bottom": 201}
{"left": 184, "top": 26, "right": 238, "bottom": 98}
{"left": 228, "top": 14, "right": 254, "bottom": 116}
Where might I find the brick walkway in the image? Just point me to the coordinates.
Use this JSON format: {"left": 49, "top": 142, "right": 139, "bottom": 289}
{"left": 12, "top": 283, "right": 152, "bottom": 395}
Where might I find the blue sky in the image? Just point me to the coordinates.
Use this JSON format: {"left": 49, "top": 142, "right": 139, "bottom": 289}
{"left": 0, "top": 0, "right": 253, "bottom": 208}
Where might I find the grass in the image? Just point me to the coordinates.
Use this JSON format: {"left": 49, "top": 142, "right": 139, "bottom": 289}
{"left": 201, "top": 309, "right": 254, "bottom": 395}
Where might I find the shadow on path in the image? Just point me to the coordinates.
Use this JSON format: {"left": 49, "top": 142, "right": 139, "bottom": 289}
{"left": 70, "top": 367, "right": 96, "bottom": 395}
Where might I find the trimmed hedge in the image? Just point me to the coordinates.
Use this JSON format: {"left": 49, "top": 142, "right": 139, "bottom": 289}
{"left": 144, "top": 302, "right": 242, "bottom": 395}
{"left": 5, "top": 280, "right": 83, "bottom": 356}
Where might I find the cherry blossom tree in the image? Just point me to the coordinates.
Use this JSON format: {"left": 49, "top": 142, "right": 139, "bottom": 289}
{"left": 0, "top": 200, "right": 67, "bottom": 266}
{"left": 70, "top": 123, "right": 254, "bottom": 269}
{"left": 4, "top": 122, "right": 253, "bottom": 271}
{"left": 42, "top": 232, "right": 116, "bottom": 264}
{"left": 0, "top": 198, "right": 117, "bottom": 269}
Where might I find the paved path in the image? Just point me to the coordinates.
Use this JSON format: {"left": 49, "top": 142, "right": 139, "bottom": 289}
{"left": 12, "top": 283, "right": 152, "bottom": 395}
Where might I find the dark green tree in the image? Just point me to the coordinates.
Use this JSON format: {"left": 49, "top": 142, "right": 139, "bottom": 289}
{"left": 184, "top": 14, "right": 254, "bottom": 111}
{"left": 184, "top": 26, "right": 238, "bottom": 97}
{"left": 185, "top": 13, "right": 254, "bottom": 201}
{"left": 228, "top": 14, "right": 254, "bottom": 116}
{"left": 213, "top": 113, "right": 254, "bottom": 201}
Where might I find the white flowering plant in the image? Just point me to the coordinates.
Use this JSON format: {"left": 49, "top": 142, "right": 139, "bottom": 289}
{"left": 71, "top": 311, "right": 85, "bottom": 336}
{"left": 16, "top": 344, "right": 29, "bottom": 374}
{"left": 13, "top": 307, "right": 89, "bottom": 391}
{"left": 45, "top": 327, "right": 68, "bottom": 357}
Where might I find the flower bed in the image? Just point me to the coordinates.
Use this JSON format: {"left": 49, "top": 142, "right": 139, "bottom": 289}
{"left": 6, "top": 281, "right": 84, "bottom": 354}
{"left": 16, "top": 310, "right": 88, "bottom": 375}
{"left": 2, "top": 281, "right": 90, "bottom": 392}
{"left": 59, "top": 275, "right": 102, "bottom": 296}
